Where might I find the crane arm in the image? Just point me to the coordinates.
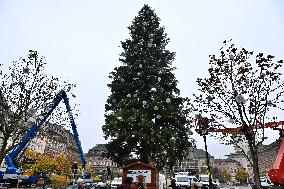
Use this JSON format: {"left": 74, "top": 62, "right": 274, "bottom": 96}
{"left": 5, "top": 91, "right": 63, "bottom": 173}
{"left": 61, "top": 92, "right": 86, "bottom": 169}
{"left": 196, "top": 121, "right": 284, "bottom": 135}
{"left": 195, "top": 119, "right": 284, "bottom": 186}
{"left": 4, "top": 90, "right": 86, "bottom": 175}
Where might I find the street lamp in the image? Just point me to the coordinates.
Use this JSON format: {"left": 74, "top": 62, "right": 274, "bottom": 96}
{"left": 195, "top": 115, "right": 214, "bottom": 189}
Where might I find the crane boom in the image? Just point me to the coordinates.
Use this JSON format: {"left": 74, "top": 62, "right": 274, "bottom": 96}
{"left": 196, "top": 120, "right": 284, "bottom": 186}
{"left": 62, "top": 91, "right": 86, "bottom": 169}
{"left": 196, "top": 121, "right": 284, "bottom": 134}
{"left": 0, "top": 90, "right": 86, "bottom": 186}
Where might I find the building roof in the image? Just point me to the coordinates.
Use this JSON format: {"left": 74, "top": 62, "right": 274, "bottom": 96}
{"left": 86, "top": 144, "right": 214, "bottom": 160}
{"left": 258, "top": 139, "right": 281, "bottom": 153}
{"left": 226, "top": 153, "right": 245, "bottom": 158}
{"left": 188, "top": 148, "right": 214, "bottom": 159}
{"left": 94, "top": 144, "right": 107, "bottom": 151}
{"left": 86, "top": 144, "right": 107, "bottom": 156}
{"left": 226, "top": 139, "right": 281, "bottom": 157}
{"left": 214, "top": 158, "right": 240, "bottom": 164}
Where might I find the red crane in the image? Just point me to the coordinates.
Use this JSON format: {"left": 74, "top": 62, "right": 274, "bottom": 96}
{"left": 196, "top": 120, "right": 284, "bottom": 185}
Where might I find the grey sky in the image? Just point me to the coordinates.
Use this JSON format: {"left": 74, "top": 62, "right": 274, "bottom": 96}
{"left": 0, "top": 0, "right": 283, "bottom": 158}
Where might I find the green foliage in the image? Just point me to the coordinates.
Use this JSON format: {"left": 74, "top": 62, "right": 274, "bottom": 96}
{"left": 102, "top": 4, "right": 194, "bottom": 170}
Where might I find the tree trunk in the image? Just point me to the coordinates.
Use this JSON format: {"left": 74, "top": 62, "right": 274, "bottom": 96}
{"left": 0, "top": 135, "right": 9, "bottom": 165}
{"left": 248, "top": 140, "right": 262, "bottom": 189}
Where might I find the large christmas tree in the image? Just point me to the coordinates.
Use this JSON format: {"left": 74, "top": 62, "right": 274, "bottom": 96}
{"left": 102, "top": 4, "right": 194, "bottom": 170}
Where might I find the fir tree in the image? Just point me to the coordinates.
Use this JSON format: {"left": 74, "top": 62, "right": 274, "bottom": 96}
{"left": 102, "top": 4, "right": 194, "bottom": 170}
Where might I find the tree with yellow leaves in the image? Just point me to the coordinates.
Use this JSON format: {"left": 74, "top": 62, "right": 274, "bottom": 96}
{"left": 21, "top": 149, "right": 75, "bottom": 187}
{"left": 21, "top": 148, "right": 39, "bottom": 174}
{"left": 33, "top": 153, "right": 56, "bottom": 174}
{"left": 54, "top": 154, "right": 72, "bottom": 177}
{"left": 220, "top": 169, "right": 231, "bottom": 183}
{"left": 22, "top": 150, "right": 72, "bottom": 176}
{"left": 235, "top": 166, "right": 248, "bottom": 184}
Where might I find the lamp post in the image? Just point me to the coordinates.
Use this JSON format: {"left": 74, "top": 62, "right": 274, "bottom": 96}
{"left": 195, "top": 115, "right": 214, "bottom": 189}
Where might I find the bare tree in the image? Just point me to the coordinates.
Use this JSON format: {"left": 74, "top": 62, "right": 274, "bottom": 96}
{"left": 191, "top": 40, "right": 284, "bottom": 189}
{"left": 0, "top": 50, "right": 78, "bottom": 164}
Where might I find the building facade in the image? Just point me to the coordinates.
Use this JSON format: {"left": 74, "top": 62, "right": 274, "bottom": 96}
{"left": 42, "top": 123, "right": 80, "bottom": 162}
{"left": 84, "top": 145, "right": 217, "bottom": 176}
{"left": 258, "top": 139, "right": 281, "bottom": 177}
{"left": 172, "top": 149, "right": 214, "bottom": 174}
{"left": 226, "top": 153, "right": 253, "bottom": 178}
{"left": 213, "top": 158, "right": 240, "bottom": 181}
{"left": 29, "top": 136, "right": 47, "bottom": 153}
{"left": 85, "top": 144, "right": 118, "bottom": 171}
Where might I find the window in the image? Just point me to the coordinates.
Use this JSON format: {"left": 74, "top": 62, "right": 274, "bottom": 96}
{"left": 200, "top": 177, "right": 209, "bottom": 182}
{"left": 176, "top": 177, "right": 188, "bottom": 182}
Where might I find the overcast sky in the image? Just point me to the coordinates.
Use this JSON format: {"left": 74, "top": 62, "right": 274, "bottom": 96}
{"left": 0, "top": 0, "right": 283, "bottom": 159}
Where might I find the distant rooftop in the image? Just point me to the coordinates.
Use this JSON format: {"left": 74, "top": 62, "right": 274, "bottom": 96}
{"left": 258, "top": 139, "right": 281, "bottom": 153}
{"left": 226, "top": 153, "right": 245, "bottom": 157}
{"left": 86, "top": 144, "right": 214, "bottom": 159}
{"left": 86, "top": 144, "right": 106, "bottom": 156}
{"left": 188, "top": 148, "right": 214, "bottom": 159}
{"left": 214, "top": 158, "right": 240, "bottom": 164}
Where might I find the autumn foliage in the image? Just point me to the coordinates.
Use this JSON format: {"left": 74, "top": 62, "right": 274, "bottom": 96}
{"left": 235, "top": 167, "right": 248, "bottom": 184}
{"left": 22, "top": 149, "right": 72, "bottom": 186}
{"left": 50, "top": 175, "right": 68, "bottom": 187}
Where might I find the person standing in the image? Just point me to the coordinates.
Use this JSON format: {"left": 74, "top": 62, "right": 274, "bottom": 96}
{"left": 71, "top": 162, "right": 79, "bottom": 181}
{"left": 76, "top": 178, "right": 85, "bottom": 189}
{"left": 171, "top": 174, "right": 176, "bottom": 189}
{"left": 117, "top": 177, "right": 135, "bottom": 189}
{"left": 136, "top": 175, "right": 146, "bottom": 189}
{"left": 192, "top": 183, "right": 198, "bottom": 189}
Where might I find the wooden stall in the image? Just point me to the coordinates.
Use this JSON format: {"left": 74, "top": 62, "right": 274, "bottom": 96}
{"left": 122, "top": 162, "right": 157, "bottom": 189}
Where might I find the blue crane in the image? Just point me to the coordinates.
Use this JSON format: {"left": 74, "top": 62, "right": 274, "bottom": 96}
{"left": 0, "top": 90, "right": 86, "bottom": 186}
